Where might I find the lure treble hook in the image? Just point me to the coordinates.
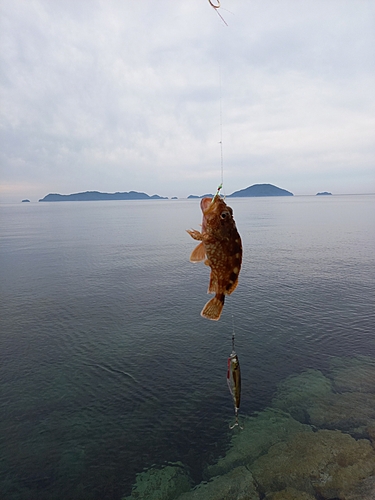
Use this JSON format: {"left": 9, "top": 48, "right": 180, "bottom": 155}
{"left": 229, "top": 408, "right": 241, "bottom": 430}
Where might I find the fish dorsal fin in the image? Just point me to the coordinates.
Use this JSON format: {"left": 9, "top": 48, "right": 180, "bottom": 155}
{"left": 190, "top": 242, "right": 206, "bottom": 262}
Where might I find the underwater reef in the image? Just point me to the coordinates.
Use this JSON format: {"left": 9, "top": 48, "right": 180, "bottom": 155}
{"left": 123, "top": 356, "right": 375, "bottom": 500}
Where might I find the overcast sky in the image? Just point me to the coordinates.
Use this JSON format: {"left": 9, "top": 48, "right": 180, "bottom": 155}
{"left": 1, "top": 0, "right": 374, "bottom": 202}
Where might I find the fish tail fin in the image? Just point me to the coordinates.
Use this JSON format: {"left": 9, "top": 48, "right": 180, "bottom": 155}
{"left": 201, "top": 294, "right": 225, "bottom": 321}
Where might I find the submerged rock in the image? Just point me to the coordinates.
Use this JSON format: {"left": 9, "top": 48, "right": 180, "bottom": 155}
{"left": 366, "top": 423, "right": 375, "bottom": 448}
{"left": 308, "top": 391, "right": 375, "bottom": 433}
{"left": 126, "top": 357, "right": 375, "bottom": 500}
{"left": 205, "top": 409, "right": 312, "bottom": 478}
{"left": 329, "top": 356, "right": 375, "bottom": 394}
{"left": 271, "top": 365, "right": 375, "bottom": 437}
{"left": 265, "top": 488, "right": 316, "bottom": 500}
{"left": 177, "top": 466, "right": 259, "bottom": 500}
{"left": 314, "top": 358, "right": 375, "bottom": 436}
{"left": 271, "top": 369, "right": 333, "bottom": 423}
{"left": 123, "top": 462, "right": 191, "bottom": 500}
{"left": 250, "top": 429, "right": 375, "bottom": 499}
{"left": 340, "top": 475, "right": 375, "bottom": 500}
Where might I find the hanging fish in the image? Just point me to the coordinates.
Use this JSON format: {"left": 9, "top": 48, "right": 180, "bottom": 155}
{"left": 227, "top": 351, "right": 242, "bottom": 429}
{"left": 187, "top": 195, "right": 242, "bottom": 320}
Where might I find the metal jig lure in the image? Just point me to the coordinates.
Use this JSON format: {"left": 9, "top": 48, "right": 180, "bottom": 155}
{"left": 227, "top": 349, "right": 242, "bottom": 429}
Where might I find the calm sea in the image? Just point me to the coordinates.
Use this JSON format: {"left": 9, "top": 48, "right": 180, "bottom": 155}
{"left": 1, "top": 195, "right": 374, "bottom": 499}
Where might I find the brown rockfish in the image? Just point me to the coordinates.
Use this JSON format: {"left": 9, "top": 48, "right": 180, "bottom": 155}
{"left": 187, "top": 196, "right": 242, "bottom": 320}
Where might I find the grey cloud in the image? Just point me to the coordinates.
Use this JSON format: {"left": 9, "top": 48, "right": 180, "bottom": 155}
{"left": 1, "top": 0, "right": 374, "bottom": 201}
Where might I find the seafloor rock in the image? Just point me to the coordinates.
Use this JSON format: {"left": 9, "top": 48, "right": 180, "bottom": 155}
{"left": 250, "top": 429, "right": 375, "bottom": 499}
{"left": 329, "top": 356, "right": 375, "bottom": 394}
{"left": 340, "top": 475, "right": 375, "bottom": 500}
{"left": 265, "top": 487, "right": 316, "bottom": 500}
{"left": 308, "top": 391, "right": 375, "bottom": 433}
{"left": 123, "top": 462, "right": 192, "bottom": 500}
{"left": 366, "top": 422, "right": 375, "bottom": 448}
{"left": 177, "top": 466, "right": 259, "bottom": 500}
{"left": 271, "top": 367, "right": 375, "bottom": 437}
{"left": 271, "top": 369, "right": 333, "bottom": 423}
{"left": 205, "top": 409, "right": 312, "bottom": 478}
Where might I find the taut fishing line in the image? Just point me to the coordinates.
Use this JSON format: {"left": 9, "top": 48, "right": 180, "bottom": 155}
{"left": 219, "top": 59, "right": 224, "bottom": 192}
{"left": 207, "top": 0, "right": 243, "bottom": 430}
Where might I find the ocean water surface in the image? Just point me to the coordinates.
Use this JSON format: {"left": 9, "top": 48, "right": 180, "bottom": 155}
{"left": 0, "top": 195, "right": 374, "bottom": 499}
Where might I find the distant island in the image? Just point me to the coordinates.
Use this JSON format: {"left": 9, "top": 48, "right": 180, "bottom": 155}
{"left": 39, "top": 184, "right": 294, "bottom": 202}
{"left": 316, "top": 192, "right": 332, "bottom": 196}
{"left": 187, "top": 193, "right": 214, "bottom": 199}
{"left": 229, "top": 184, "right": 293, "bottom": 197}
{"left": 187, "top": 184, "right": 293, "bottom": 199}
{"left": 39, "top": 191, "right": 167, "bottom": 202}
{"left": 22, "top": 199, "right": 30, "bottom": 202}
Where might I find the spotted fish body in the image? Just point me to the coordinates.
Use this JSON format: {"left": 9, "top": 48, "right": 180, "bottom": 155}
{"left": 187, "top": 196, "right": 242, "bottom": 320}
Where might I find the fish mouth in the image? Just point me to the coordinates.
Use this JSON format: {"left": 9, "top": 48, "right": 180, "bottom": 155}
{"left": 200, "top": 197, "right": 213, "bottom": 213}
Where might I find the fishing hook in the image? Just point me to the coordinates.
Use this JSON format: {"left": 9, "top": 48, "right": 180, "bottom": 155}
{"left": 211, "top": 183, "right": 223, "bottom": 205}
{"left": 229, "top": 409, "right": 243, "bottom": 430}
{"left": 208, "top": 0, "right": 220, "bottom": 8}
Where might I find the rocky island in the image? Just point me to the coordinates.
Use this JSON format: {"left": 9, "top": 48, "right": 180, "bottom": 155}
{"left": 229, "top": 183, "right": 293, "bottom": 197}
{"left": 188, "top": 184, "right": 293, "bottom": 199}
{"left": 187, "top": 193, "right": 214, "bottom": 199}
{"left": 39, "top": 184, "right": 295, "bottom": 202}
{"left": 316, "top": 192, "right": 332, "bottom": 196}
{"left": 39, "top": 191, "right": 167, "bottom": 202}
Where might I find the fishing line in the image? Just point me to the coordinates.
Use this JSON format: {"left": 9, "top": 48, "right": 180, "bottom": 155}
{"left": 219, "top": 60, "right": 224, "bottom": 192}
{"left": 231, "top": 301, "right": 236, "bottom": 353}
{"left": 208, "top": 0, "right": 243, "bottom": 429}
{"left": 208, "top": 0, "right": 227, "bottom": 196}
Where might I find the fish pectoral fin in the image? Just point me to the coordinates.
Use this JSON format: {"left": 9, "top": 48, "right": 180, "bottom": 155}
{"left": 186, "top": 229, "right": 203, "bottom": 241}
{"left": 201, "top": 294, "right": 225, "bottom": 321}
{"left": 190, "top": 242, "right": 206, "bottom": 262}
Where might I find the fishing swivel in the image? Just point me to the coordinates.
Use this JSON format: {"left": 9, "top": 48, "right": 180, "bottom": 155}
{"left": 208, "top": 0, "right": 228, "bottom": 25}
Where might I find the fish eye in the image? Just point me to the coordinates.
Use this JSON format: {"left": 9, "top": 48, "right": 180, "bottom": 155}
{"left": 221, "top": 211, "right": 229, "bottom": 219}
